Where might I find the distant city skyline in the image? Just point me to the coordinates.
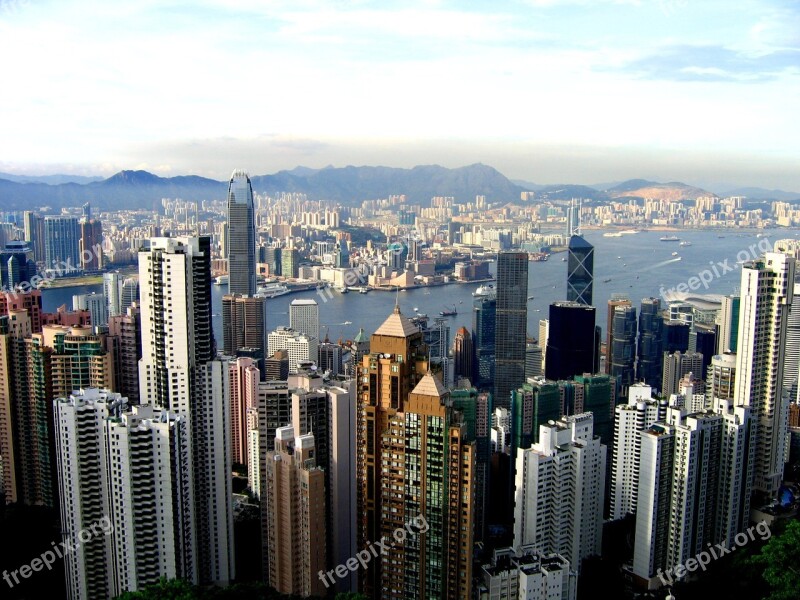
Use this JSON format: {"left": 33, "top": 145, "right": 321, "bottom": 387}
{"left": 0, "top": 1, "right": 798, "bottom": 189}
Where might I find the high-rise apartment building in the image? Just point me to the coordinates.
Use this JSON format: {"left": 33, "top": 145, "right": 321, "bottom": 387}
{"left": 73, "top": 291, "right": 108, "bottom": 328}
{"left": 106, "top": 304, "right": 142, "bottom": 405}
{"left": 477, "top": 547, "right": 576, "bottom": 600}
{"left": 79, "top": 218, "right": 103, "bottom": 271}
{"left": 606, "top": 295, "right": 631, "bottom": 374}
{"left": 104, "top": 272, "right": 123, "bottom": 318}
{"left": 610, "top": 383, "right": 666, "bottom": 520}
{"left": 229, "top": 357, "right": 260, "bottom": 467}
{"left": 226, "top": 170, "right": 256, "bottom": 296}
{"left": 138, "top": 236, "right": 234, "bottom": 585}
{"left": 566, "top": 235, "right": 594, "bottom": 306}
{"left": 609, "top": 303, "right": 637, "bottom": 397}
{"left": 494, "top": 252, "right": 528, "bottom": 408}
{"left": 23, "top": 211, "right": 45, "bottom": 263}
{"left": 715, "top": 294, "right": 740, "bottom": 354}
{"left": 661, "top": 351, "right": 704, "bottom": 398}
{"left": 264, "top": 427, "right": 327, "bottom": 598}
{"left": 735, "top": 252, "right": 794, "bottom": 500}
{"left": 707, "top": 352, "right": 736, "bottom": 402}
{"left": 514, "top": 413, "right": 606, "bottom": 572}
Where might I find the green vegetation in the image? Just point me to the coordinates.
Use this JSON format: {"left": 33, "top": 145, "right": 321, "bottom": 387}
{"left": 748, "top": 519, "right": 800, "bottom": 600}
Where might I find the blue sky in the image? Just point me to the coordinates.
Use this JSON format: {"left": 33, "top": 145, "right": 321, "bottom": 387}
{"left": 0, "top": 0, "right": 798, "bottom": 189}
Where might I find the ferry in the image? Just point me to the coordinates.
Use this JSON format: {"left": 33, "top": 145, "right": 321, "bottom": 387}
{"left": 256, "top": 283, "right": 290, "bottom": 298}
{"left": 620, "top": 229, "right": 638, "bottom": 234}
{"left": 660, "top": 235, "right": 680, "bottom": 242}
{"left": 214, "top": 275, "right": 229, "bottom": 285}
{"left": 603, "top": 232, "right": 623, "bottom": 237}
{"left": 472, "top": 284, "right": 495, "bottom": 297}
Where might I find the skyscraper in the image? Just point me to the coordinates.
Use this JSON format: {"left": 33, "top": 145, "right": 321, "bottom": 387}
{"left": 715, "top": 294, "right": 740, "bottom": 354}
{"left": 23, "top": 211, "right": 45, "bottom": 263}
{"left": 453, "top": 326, "right": 473, "bottom": 382}
{"left": 106, "top": 304, "right": 142, "bottom": 405}
{"left": 609, "top": 303, "right": 637, "bottom": 398}
{"left": 735, "top": 252, "right": 794, "bottom": 500}
{"left": 566, "top": 235, "right": 593, "bottom": 306}
{"left": 289, "top": 298, "right": 320, "bottom": 342}
{"left": 637, "top": 298, "right": 663, "bottom": 392}
{"left": 104, "top": 272, "right": 123, "bottom": 318}
{"left": 79, "top": 217, "right": 103, "bottom": 271}
{"left": 138, "top": 236, "right": 234, "bottom": 585}
{"left": 473, "top": 290, "right": 496, "bottom": 389}
{"left": 226, "top": 170, "right": 256, "bottom": 296}
{"left": 545, "top": 302, "right": 596, "bottom": 381}
{"left": 661, "top": 351, "right": 704, "bottom": 398}
{"left": 494, "top": 252, "right": 528, "bottom": 408}
{"left": 222, "top": 294, "right": 266, "bottom": 356}
{"left": 606, "top": 295, "right": 631, "bottom": 374}
{"left": 264, "top": 427, "right": 327, "bottom": 598}
{"left": 44, "top": 215, "right": 81, "bottom": 274}
{"left": 0, "top": 240, "right": 37, "bottom": 290}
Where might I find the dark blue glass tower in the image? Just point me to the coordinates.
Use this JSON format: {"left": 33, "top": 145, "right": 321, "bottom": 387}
{"left": 567, "top": 235, "right": 594, "bottom": 306}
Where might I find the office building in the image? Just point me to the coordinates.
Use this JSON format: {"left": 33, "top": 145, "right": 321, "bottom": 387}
{"left": 566, "top": 235, "right": 593, "bottom": 306}
{"left": 289, "top": 298, "right": 319, "bottom": 342}
{"left": 637, "top": 298, "right": 663, "bottom": 392}
{"left": 229, "top": 357, "right": 260, "bottom": 467}
{"left": 524, "top": 342, "right": 543, "bottom": 379}
{"left": 23, "top": 211, "right": 45, "bottom": 263}
{"left": 453, "top": 326, "right": 473, "bottom": 382}
{"left": 268, "top": 327, "right": 318, "bottom": 371}
{"left": 0, "top": 241, "right": 37, "bottom": 291}
{"left": 264, "top": 427, "right": 327, "bottom": 598}
{"left": 120, "top": 277, "right": 139, "bottom": 313}
{"left": 511, "top": 378, "right": 561, "bottom": 450}
{"left": 514, "top": 413, "right": 605, "bottom": 572}
{"left": 79, "top": 218, "right": 103, "bottom": 271}
{"left": 545, "top": 302, "right": 597, "bottom": 381}
{"left": 609, "top": 303, "right": 637, "bottom": 398}
{"left": 138, "top": 236, "right": 234, "bottom": 585}
{"left": 104, "top": 272, "right": 123, "bottom": 318}
{"left": 735, "top": 252, "right": 794, "bottom": 500}
{"left": 222, "top": 294, "right": 266, "bottom": 356}
{"left": 44, "top": 215, "right": 81, "bottom": 273}
{"left": 473, "top": 290, "right": 496, "bottom": 388}
{"left": 661, "top": 351, "right": 704, "bottom": 398}
{"left": 689, "top": 326, "right": 716, "bottom": 380}
{"left": 317, "top": 341, "right": 343, "bottom": 375}
{"left": 663, "top": 320, "right": 690, "bottom": 353}
{"left": 494, "top": 252, "right": 528, "bottom": 408}
{"left": 226, "top": 170, "right": 256, "bottom": 296}
{"left": 606, "top": 295, "right": 631, "bottom": 374}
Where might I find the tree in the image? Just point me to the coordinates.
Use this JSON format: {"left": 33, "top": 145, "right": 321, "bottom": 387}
{"left": 749, "top": 519, "right": 800, "bottom": 600}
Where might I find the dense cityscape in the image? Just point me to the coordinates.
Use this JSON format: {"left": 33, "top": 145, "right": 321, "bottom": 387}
{"left": 0, "top": 167, "right": 798, "bottom": 600}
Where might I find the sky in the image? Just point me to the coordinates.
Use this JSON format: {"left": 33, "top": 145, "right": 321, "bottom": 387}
{"left": 0, "top": 0, "right": 798, "bottom": 189}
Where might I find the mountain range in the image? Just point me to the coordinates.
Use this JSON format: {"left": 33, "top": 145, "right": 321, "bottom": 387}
{"left": 0, "top": 165, "right": 797, "bottom": 212}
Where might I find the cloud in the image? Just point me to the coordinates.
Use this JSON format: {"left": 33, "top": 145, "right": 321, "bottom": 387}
{"left": 614, "top": 44, "right": 800, "bottom": 82}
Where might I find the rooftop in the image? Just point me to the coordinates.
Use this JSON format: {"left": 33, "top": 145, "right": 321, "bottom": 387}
{"left": 373, "top": 305, "right": 419, "bottom": 338}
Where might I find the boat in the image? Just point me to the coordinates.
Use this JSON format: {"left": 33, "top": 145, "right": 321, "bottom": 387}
{"left": 214, "top": 275, "right": 228, "bottom": 285}
{"left": 603, "top": 278, "right": 611, "bottom": 283}
{"left": 472, "top": 284, "right": 495, "bottom": 297}
{"left": 603, "top": 232, "right": 623, "bottom": 237}
{"left": 358, "top": 287, "right": 369, "bottom": 294}
{"left": 679, "top": 241, "right": 692, "bottom": 247}
{"left": 620, "top": 229, "right": 638, "bottom": 234}
{"left": 440, "top": 305, "right": 458, "bottom": 317}
{"left": 527, "top": 296, "right": 535, "bottom": 300}
{"left": 660, "top": 236, "right": 680, "bottom": 242}
{"left": 342, "top": 321, "right": 352, "bottom": 325}
{"left": 334, "top": 285, "right": 349, "bottom": 293}
{"left": 671, "top": 252, "right": 679, "bottom": 257}
{"left": 256, "top": 283, "right": 290, "bottom": 298}
{"left": 561, "top": 258, "right": 567, "bottom": 262}
{"left": 413, "top": 307, "right": 419, "bottom": 312}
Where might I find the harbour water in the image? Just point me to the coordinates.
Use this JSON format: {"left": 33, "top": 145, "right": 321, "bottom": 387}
{"left": 41, "top": 229, "right": 796, "bottom": 344}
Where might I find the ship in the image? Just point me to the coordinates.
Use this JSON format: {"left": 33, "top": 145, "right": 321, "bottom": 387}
{"left": 472, "top": 284, "right": 495, "bottom": 297}
{"left": 334, "top": 285, "right": 349, "bottom": 293}
{"left": 213, "top": 275, "right": 229, "bottom": 285}
{"left": 660, "top": 235, "right": 681, "bottom": 242}
{"left": 679, "top": 240, "right": 692, "bottom": 247}
{"left": 255, "top": 282, "right": 290, "bottom": 298}
{"left": 528, "top": 252, "right": 549, "bottom": 261}
{"left": 440, "top": 305, "right": 458, "bottom": 317}
{"left": 358, "top": 286, "right": 370, "bottom": 294}
{"left": 603, "top": 232, "right": 623, "bottom": 237}
{"left": 671, "top": 252, "right": 679, "bottom": 257}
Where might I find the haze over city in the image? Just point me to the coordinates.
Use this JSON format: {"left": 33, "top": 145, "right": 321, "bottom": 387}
{"left": 1, "top": 0, "right": 798, "bottom": 189}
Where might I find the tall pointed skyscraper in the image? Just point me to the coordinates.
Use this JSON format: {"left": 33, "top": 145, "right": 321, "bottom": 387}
{"left": 567, "top": 235, "right": 593, "bottom": 306}
{"left": 226, "top": 170, "right": 256, "bottom": 297}
{"left": 494, "top": 251, "right": 528, "bottom": 408}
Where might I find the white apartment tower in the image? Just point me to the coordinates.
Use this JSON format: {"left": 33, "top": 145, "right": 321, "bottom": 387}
{"left": 735, "top": 252, "right": 794, "bottom": 499}
{"left": 138, "top": 236, "right": 234, "bottom": 586}
{"left": 610, "top": 383, "right": 666, "bottom": 521}
{"left": 54, "top": 390, "right": 182, "bottom": 600}
{"left": 289, "top": 298, "right": 319, "bottom": 342}
{"left": 514, "top": 412, "right": 606, "bottom": 572}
